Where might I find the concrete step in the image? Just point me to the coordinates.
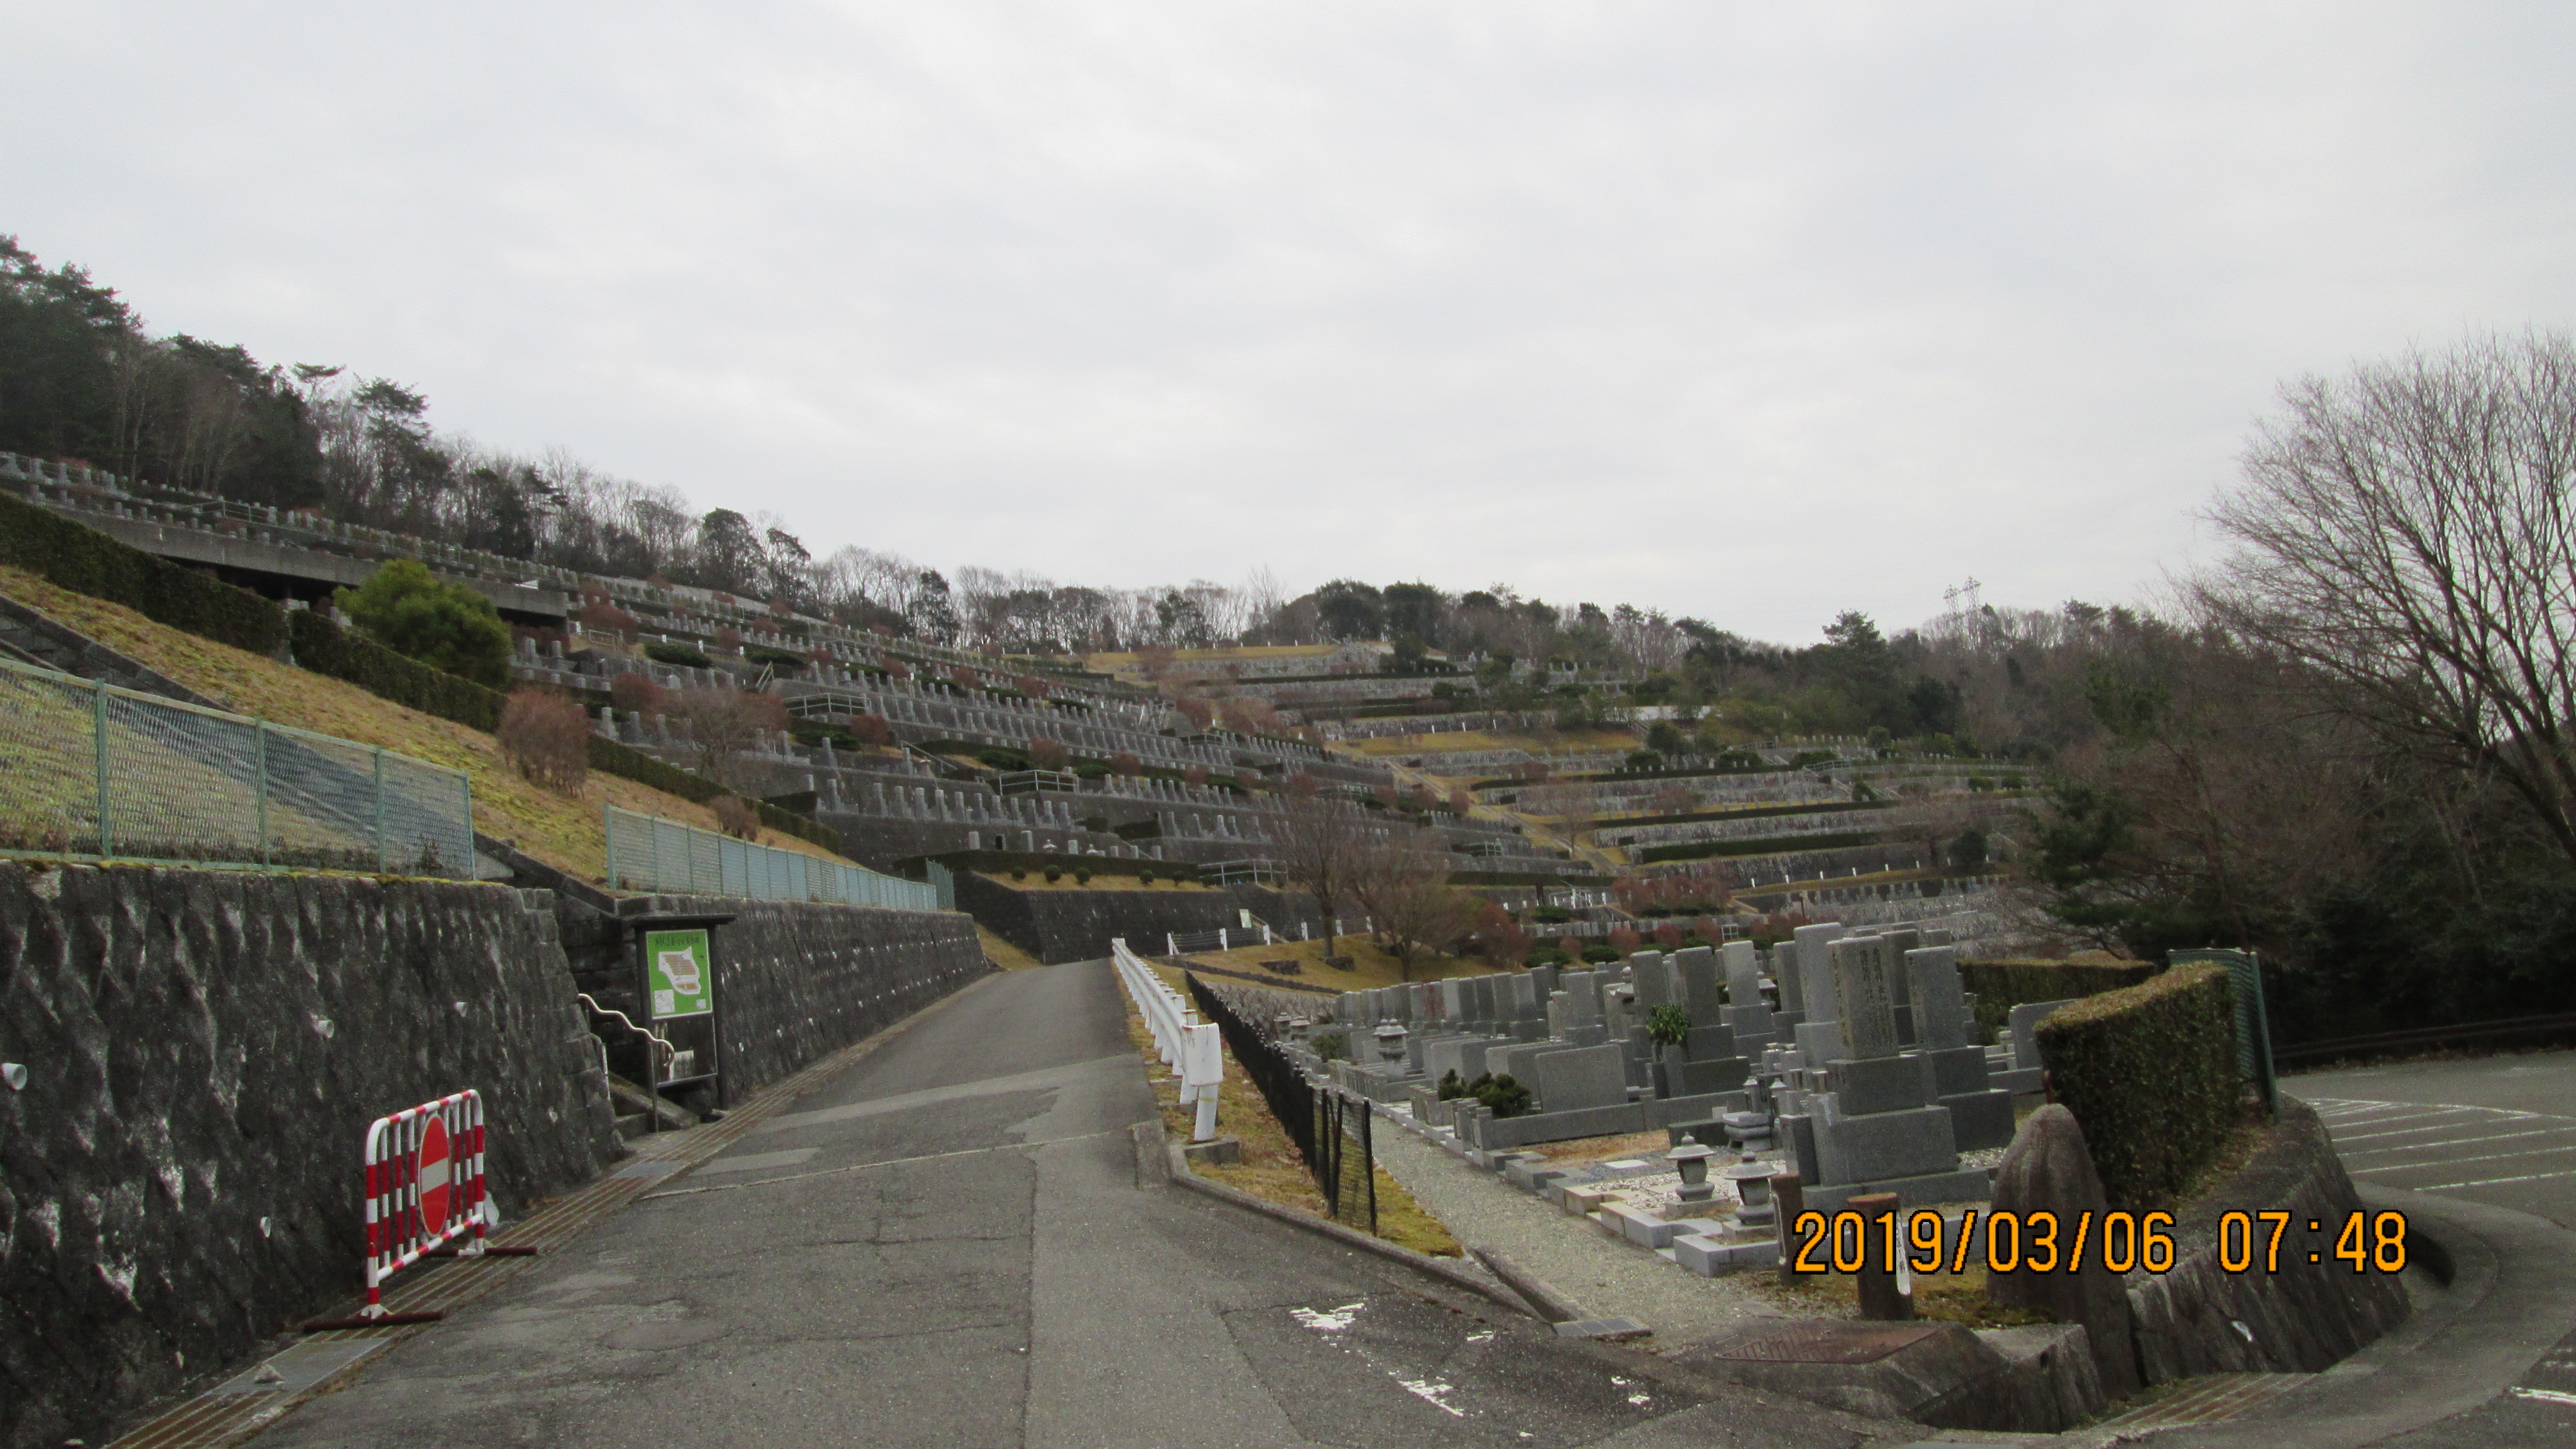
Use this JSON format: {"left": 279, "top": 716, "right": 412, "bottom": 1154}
{"left": 613, "top": 1112, "right": 651, "bottom": 1141}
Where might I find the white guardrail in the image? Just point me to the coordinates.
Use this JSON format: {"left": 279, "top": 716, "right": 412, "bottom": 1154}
{"left": 1111, "top": 937, "right": 1223, "bottom": 1142}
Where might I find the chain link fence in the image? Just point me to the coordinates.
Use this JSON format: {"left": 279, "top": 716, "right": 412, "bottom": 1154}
{"left": 1185, "top": 971, "right": 1377, "bottom": 1230}
{"left": 602, "top": 804, "right": 937, "bottom": 910}
{"left": 0, "top": 656, "right": 475, "bottom": 875}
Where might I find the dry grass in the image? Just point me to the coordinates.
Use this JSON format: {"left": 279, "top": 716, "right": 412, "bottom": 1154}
{"left": 975, "top": 925, "right": 1046, "bottom": 971}
{"left": 1522, "top": 1130, "right": 1675, "bottom": 1165}
{"left": 1120, "top": 968, "right": 1460, "bottom": 1258}
{"left": 1752, "top": 1262, "right": 2053, "bottom": 1329}
{"left": 0, "top": 566, "right": 852, "bottom": 883}
{"left": 1182, "top": 933, "right": 1505, "bottom": 991}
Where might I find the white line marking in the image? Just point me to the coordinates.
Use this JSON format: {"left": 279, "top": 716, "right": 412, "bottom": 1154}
{"left": 2414, "top": 1166, "right": 2576, "bottom": 1191}
{"left": 2351, "top": 1141, "right": 2576, "bottom": 1174}
{"left": 690, "top": 1148, "right": 818, "bottom": 1176}
{"left": 2326, "top": 1109, "right": 2490, "bottom": 1139}
{"left": 2344, "top": 1126, "right": 2576, "bottom": 1157}
{"left": 2509, "top": 1386, "right": 2576, "bottom": 1407}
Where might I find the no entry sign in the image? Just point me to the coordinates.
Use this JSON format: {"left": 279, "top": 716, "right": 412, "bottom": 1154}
{"left": 417, "top": 1114, "right": 452, "bottom": 1231}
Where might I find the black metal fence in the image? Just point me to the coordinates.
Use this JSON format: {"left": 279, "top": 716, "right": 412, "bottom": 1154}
{"left": 1185, "top": 972, "right": 1376, "bottom": 1232}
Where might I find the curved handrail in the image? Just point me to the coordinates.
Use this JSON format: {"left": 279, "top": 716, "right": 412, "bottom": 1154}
{"left": 575, "top": 992, "right": 677, "bottom": 1085}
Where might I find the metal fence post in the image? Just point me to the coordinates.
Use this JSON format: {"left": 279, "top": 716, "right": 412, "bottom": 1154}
{"left": 372, "top": 747, "right": 388, "bottom": 871}
{"left": 458, "top": 774, "right": 473, "bottom": 877}
{"left": 603, "top": 802, "right": 619, "bottom": 890}
{"left": 92, "top": 679, "right": 111, "bottom": 858}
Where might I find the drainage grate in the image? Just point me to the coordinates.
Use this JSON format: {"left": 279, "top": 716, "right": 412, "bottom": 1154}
{"left": 2098, "top": 1373, "right": 2313, "bottom": 1427}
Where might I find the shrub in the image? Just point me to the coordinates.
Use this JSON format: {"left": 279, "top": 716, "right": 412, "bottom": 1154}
{"left": 576, "top": 596, "right": 639, "bottom": 640}
{"left": 1644, "top": 721, "right": 1687, "bottom": 755}
{"left": 850, "top": 713, "right": 893, "bottom": 746}
{"left": 646, "top": 641, "right": 715, "bottom": 668}
{"left": 1311, "top": 1030, "right": 1349, "bottom": 1062}
{"left": 1183, "top": 765, "right": 1208, "bottom": 789}
{"left": 1467, "top": 1072, "right": 1532, "bottom": 1118}
{"left": 609, "top": 672, "right": 665, "bottom": 716}
{"left": 497, "top": 688, "right": 591, "bottom": 794}
{"left": 1580, "top": 944, "right": 1621, "bottom": 964}
{"left": 1043, "top": 864, "right": 1063, "bottom": 883}
{"left": 1029, "top": 737, "right": 1069, "bottom": 770}
{"left": 1111, "top": 751, "right": 1143, "bottom": 777}
{"left": 1654, "top": 922, "right": 1684, "bottom": 951}
{"left": 1608, "top": 925, "right": 1641, "bottom": 955}
{"left": 1138, "top": 866, "right": 1155, "bottom": 885}
{"left": 977, "top": 746, "right": 1032, "bottom": 770}
{"left": 878, "top": 652, "right": 911, "bottom": 679}
{"left": 1010, "top": 868, "right": 1026, "bottom": 881}
{"left": 1959, "top": 958, "right": 2158, "bottom": 1041}
{"left": 1646, "top": 1003, "right": 1690, "bottom": 1048}
{"left": 2035, "top": 962, "right": 2241, "bottom": 1210}
{"left": 1175, "top": 697, "right": 1215, "bottom": 730}
{"left": 1626, "top": 750, "right": 1663, "bottom": 771}
{"left": 1437, "top": 1069, "right": 1467, "bottom": 1101}
{"left": 744, "top": 644, "right": 807, "bottom": 674}
{"left": 290, "top": 610, "right": 503, "bottom": 729}
{"left": 713, "top": 794, "right": 761, "bottom": 840}
{"left": 1074, "top": 866, "right": 1093, "bottom": 884}
{"left": 0, "top": 491, "right": 287, "bottom": 654}
{"left": 338, "top": 559, "right": 512, "bottom": 689}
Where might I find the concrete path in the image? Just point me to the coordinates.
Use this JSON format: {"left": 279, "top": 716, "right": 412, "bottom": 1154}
{"left": 1369, "top": 1121, "right": 1780, "bottom": 1350}
{"left": 248, "top": 961, "right": 1892, "bottom": 1449}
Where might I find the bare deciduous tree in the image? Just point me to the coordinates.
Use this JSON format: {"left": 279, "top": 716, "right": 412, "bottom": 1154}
{"left": 2199, "top": 330, "right": 2576, "bottom": 866}
{"left": 1274, "top": 775, "right": 1364, "bottom": 952}
{"left": 669, "top": 686, "right": 790, "bottom": 791}
{"left": 1347, "top": 825, "right": 1479, "bottom": 981}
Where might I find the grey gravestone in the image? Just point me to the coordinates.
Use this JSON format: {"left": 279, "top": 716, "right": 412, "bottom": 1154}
{"left": 1831, "top": 937, "right": 1902, "bottom": 1060}
{"left": 2009, "top": 999, "right": 2080, "bottom": 1072}
{"left": 1673, "top": 946, "right": 1723, "bottom": 1023}
{"left": 1905, "top": 946, "right": 1971, "bottom": 1050}
{"left": 1534, "top": 1042, "right": 1630, "bottom": 1113}
{"left": 1830, "top": 1053, "right": 1933, "bottom": 1115}
{"left": 1631, "top": 952, "right": 1674, "bottom": 1008}
{"left": 1770, "top": 943, "right": 1806, "bottom": 1014}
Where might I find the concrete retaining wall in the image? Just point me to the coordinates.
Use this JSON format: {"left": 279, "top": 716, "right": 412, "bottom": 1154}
{"left": 0, "top": 863, "right": 621, "bottom": 1449}
{"left": 950, "top": 873, "right": 1324, "bottom": 964}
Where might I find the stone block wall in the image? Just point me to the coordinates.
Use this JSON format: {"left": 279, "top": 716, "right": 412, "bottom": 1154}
{"left": 0, "top": 863, "right": 622, "bottom": 1449}
{"left": 555, "top": 893, "right": 990, "bottom": 1098}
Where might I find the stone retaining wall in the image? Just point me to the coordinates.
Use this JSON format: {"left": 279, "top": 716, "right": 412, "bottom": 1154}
{"left": 0, "top": 863, "right": 621, "bottom": 1449}
{"left": 554, "top": 893, "right": 989, "bottom": 1098}
{"left": 2126, "top": 1097, "right": 2412, "bottom": 1381}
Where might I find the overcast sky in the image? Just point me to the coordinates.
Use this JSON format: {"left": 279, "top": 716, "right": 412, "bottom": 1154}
{"left": 8, "top": 3, "right": 2572, "bottom": 643}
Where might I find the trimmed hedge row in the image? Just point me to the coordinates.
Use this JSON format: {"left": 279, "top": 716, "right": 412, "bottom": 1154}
{"left": 2034, "top": 962, "right": 2241, "bottom": 1210}
{"left": 290, "top": 609, "right": 503, "bottom": 729}
{"left": 291, "top": 610, "right": 844, "bottom": 854}
{"left": 1958, "top": 958, "right": 2159, "bottom": 1041}
{"left": 0, "top": 490, "right": 288, "bottom": 655}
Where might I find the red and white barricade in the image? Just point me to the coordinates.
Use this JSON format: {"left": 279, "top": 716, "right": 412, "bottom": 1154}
{"left": 307, "top": 1088, "right": 532, "bottom": 1330}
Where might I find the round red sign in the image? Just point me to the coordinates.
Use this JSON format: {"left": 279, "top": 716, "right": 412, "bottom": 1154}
{"left": 417, "top": 1115, "right": 452, "bottom": 1230}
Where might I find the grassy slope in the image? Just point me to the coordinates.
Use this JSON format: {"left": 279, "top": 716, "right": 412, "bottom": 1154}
{"left": 1182, "top": 934, "right": 1502, "bottom": 991}
{"left": 0, "top": 565, "right": 853, "bottom": 883}
{"left": 1125, "top": 964, "right": 1458, "bottom": 1257}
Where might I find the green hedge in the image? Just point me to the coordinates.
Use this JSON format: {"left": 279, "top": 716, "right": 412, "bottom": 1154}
{"left": 2034, "top": 962, "right": 2241, "bottom": 1210}
{"left": 290, "top": 609, "right": 504, "bottom": 728}
{"left": 0, "top": 491, "right": 287, "bottom": 654}
{"left": 290, "top": 611, "right": 843, "bottom": 854}
{"left": 1959, "top": 958, "right": 2159, "bottom": 1041}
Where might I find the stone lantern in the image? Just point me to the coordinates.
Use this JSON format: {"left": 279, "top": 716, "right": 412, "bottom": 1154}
{"left": 1723, "top": 1154, "right": 1777, "bottom": 1228}
{"left": 1373, "top": 1020, "right": 1409, "bottom": 1067}
{"left": 1666, "top": 1140, "right": 1719, "bottom": 1202}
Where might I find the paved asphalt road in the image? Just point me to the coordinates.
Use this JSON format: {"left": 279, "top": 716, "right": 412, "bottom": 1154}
{"left": 2283, "top": 1051, "right": 2576, "bottom": 1447}
{"left": 253, "top": 961, "right": 1882, "bottom": 1449}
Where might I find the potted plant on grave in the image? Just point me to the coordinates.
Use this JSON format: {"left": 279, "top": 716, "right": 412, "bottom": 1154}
{"left": 1646, "top": 1004, "right": 1692, "bottom": 1099}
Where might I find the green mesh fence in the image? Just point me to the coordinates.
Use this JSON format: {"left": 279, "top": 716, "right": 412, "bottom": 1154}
{"left": 0, "top": 656, "right": 474, "bottom": 875}
{"left": 602, "top": 804, "right": 935, "bottom": 910}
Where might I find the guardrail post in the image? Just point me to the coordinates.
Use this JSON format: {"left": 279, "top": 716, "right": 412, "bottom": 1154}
{"left": 372, "top": 746, "right": 389, "bottom": 870}
{"left": 92, "top": 679, "right": 111, "bottom": 857}
{"left": 603, "top": 802, "right": 619, "bottom": 890}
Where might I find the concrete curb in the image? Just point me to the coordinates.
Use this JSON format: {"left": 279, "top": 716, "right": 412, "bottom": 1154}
{"left": 1134, "top": 1115, "right": 1545, "bottom": 1321}
{"left": 2145, "top": 1182, "right": 2576, "bottom": 1448}
{"left": 1468, "top": 1246, "right": 1584, "bottom": 1324}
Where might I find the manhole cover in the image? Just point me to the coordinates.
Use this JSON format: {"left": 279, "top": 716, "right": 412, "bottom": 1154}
{"left": 1710, "top": 1322, "right": 1943, "bottom": 1365}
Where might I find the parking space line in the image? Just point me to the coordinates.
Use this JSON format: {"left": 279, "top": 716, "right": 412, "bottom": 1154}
{"left": 2414, "top": 1165, "right": 2576, "bottom": 1191}
{"left": 2344, "top": 1125, "right": 2576, "bottom": 1157}
{"left": 2350, "top": 1140, "right": 2576, "bottom": 1175}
